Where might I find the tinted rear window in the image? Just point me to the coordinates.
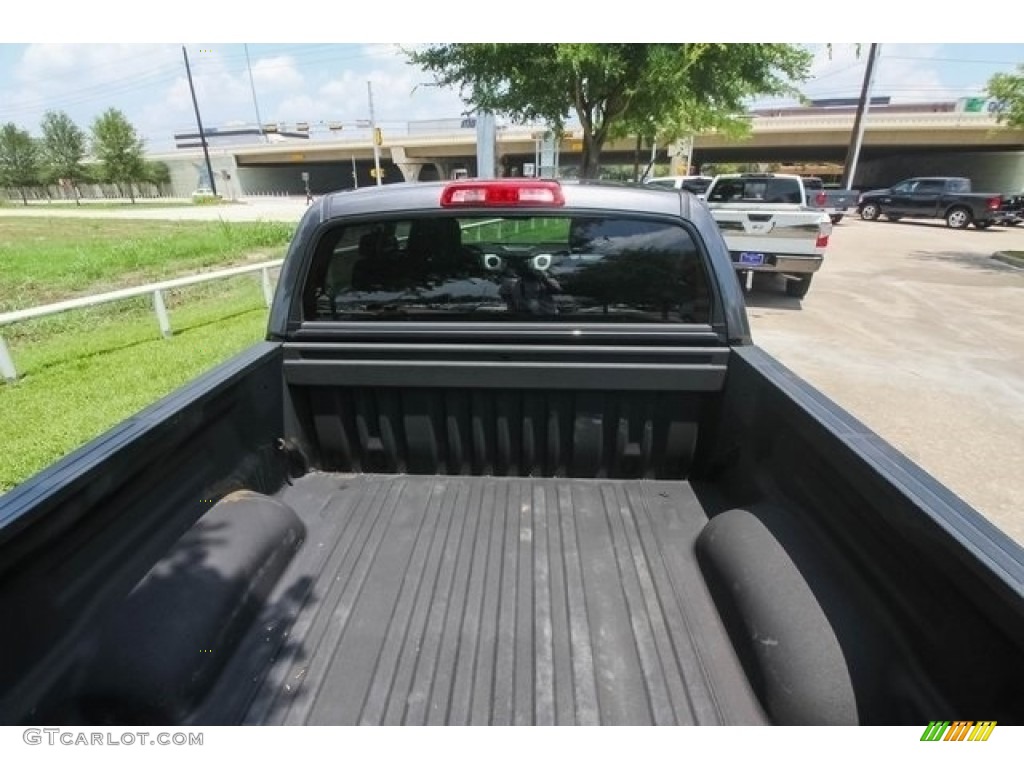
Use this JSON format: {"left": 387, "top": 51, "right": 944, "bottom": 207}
{"left": 303, "top": 215, "right": 712, "bottom": 324}
{"left": 681, "top": 178, "right": 712, "bottom": 194}
{"left": 707, "top": 177, "right": 802, "bottom": 204}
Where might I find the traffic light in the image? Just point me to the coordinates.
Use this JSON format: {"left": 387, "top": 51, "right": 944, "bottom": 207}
{"left": 373, "top": 127, "right": 383, "bottom": 146}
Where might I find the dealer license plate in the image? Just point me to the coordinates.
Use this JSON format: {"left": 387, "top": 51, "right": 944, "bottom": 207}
{"left": 738, "top": 252, "right": 766, "bottom": 265}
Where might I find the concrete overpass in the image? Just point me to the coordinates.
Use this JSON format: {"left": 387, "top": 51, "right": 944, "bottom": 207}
{"left": 694, "top": 111, "right": 1024, "bottom": 190}
{"left": 152, "top": 110, "right": 1024, "bottom": 198}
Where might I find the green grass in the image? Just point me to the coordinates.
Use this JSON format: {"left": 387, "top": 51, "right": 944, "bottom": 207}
{"left": 0, "top": 217, "right": 294, "bottom": 312}
{"left": 0, "top": 277, "right": 270, "bottom": 492}
{"left": 994, "top": 250, "right": 1024, "bottom": 268}
{"left": 12, "top": 200, "right": 200, "bottom": 209}
{"left": 462, "top": 217, "right": 570, "bottom": 245}
{"left": 0, "top": 216, "right": 296, "bottom": 493}
{"left": 191, "top": 195, "right": 227, "bottom": 206}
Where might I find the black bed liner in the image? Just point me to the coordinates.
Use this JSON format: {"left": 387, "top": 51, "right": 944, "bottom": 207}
{"left": 199, "top": 473, "right": 765, "bottom": 725}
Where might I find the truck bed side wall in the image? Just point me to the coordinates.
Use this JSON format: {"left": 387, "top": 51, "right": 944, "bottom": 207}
{"left": 706, "top": 345, "right": 1024, "bottom": 721}
{"left": 0, "top": 343, "right": 286, "bottom": 724}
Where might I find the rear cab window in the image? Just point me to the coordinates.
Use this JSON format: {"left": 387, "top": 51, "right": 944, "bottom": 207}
{"left": 302, "top": 214, "right": 713, "bottom": 324}
{"left": 706, "top": 177, "right": 803, "bottom": 205}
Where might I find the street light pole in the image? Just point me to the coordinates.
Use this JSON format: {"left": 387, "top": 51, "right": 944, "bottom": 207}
{"left": 244, "top": 44, "right": 266, "bottom": 143}
{"left": 367, "top": 81, "right": 382, "bottom": 186}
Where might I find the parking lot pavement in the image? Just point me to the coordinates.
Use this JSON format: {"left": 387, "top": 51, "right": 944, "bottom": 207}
{"left": 747, "top": 217, "right": 1024, "bottom": 546}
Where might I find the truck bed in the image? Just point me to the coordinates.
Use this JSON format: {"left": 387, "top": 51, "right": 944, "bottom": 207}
{"left": 4, "top": 340, "right": 1021, "bottom": 726}
{"left": 202, "top": 473, "right": 765, "bottom": 725}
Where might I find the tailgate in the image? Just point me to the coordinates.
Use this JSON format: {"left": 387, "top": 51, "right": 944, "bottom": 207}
{"left": 710, "top": 208, "right": 828, "bottom": 257}
{"left": 825, "top": 190, "right": 857, "bottom": 208}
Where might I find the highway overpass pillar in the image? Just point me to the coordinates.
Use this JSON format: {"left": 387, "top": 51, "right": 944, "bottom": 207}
{"left": 390, "top": 145, "right": 428, "bottom": 182}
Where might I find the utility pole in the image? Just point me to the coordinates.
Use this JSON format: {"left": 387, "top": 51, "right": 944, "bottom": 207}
{"left": 367, "top": 81, "right": 382, "bottom": 186}
{"left": 182, "top": 46, "right": 217, "bottom": 196}
{"left": 476, "top": 111, "right": 496, "bottom": 179}
{"left": 633, "top": 135, "right": 642, "bottom": 182}
{"left": 244, "top": 44, "right": 266, "bottom": 143}
{"left": 842, "top": 43, "right": 880, "bottom": 190}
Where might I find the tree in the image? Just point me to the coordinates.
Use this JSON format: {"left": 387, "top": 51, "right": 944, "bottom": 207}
{"left": 987, "top": 64, "right": 1024, "bottom": 129}
{"left": 91, "top": 108, "right": 145, "bottom": 202}
{"left": 407, "top": 44, "right": 812, "bottom": 178}
{"left": 0, "top": 123, "right": 40, "bottom": 205}
{"left": 40, "top": 110, "right": 87, "bottom": 205}
{"left": 143, "top": 160, "right": 171, "bottom": 196}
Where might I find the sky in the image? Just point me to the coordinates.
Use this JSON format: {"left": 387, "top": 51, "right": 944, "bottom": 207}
{"left": 2, "top": 10, "right": 1022, "bottom": 153}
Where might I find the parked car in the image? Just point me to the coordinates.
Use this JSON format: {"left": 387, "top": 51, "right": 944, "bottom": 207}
{"left": 998, "top": 194, "right": 1023, "bottom": 226}
{"left": 802, "top": 177, "right": 857, "bottom": 225}
{"left": 856, "top": 177, "right": 1017, "bottom": 229}
{"left": 703, "top": 173, "right": 831, "bottom": 298}
{"left": 644, "top": 175, "right": 715, "bottom": 195}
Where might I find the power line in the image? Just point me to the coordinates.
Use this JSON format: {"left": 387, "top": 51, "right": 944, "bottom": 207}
{"left": 882, "top": 55, "right": 1021, "bottom": 66}
{"left": 0, "top": 44, "right": 397, "bottom": 117}
{"left": 12, "top": 45, "right": 179, "bottom": 84}
{"left": 800, "top": 86, "right": 989, "bottom": 97}
{"left": 0, "top": 65, "right": 181, "bottom": 115}
{"left": 807, "top": 62, "right": 864, "bottom": 82}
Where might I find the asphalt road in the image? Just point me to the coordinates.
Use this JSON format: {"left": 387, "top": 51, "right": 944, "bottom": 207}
{"left": 747, "top": 216, "right": 1024, "bottom": 546}
{"left": 4, "top": 197, "right": 1023, "bottom": 545}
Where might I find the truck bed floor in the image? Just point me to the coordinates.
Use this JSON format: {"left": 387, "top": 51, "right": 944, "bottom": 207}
{"left": 205, "top": 473, "right": 766, "bottom": 725}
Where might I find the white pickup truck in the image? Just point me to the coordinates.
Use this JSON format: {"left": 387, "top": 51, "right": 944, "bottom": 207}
{"left": 703, "top": 173, "right": 831, "bottom": 298}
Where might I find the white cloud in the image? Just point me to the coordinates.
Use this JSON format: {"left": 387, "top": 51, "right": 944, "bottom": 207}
{"left": 871, "top": 44, "right": 957, "bottom": 103}
{"left": 311, "top": 45, "right": 467, "bottom": 123}
{"left": 751, "top": 44, "right": 960, "bottom": 108}
{"left": 15, "top": 43, "right": 179, "bottom": 87}
{"left": 0, "top": 44, "right": 181, "bottom": 131}
{"left": 250, "top": 55, "right": 304, "bottom": 92}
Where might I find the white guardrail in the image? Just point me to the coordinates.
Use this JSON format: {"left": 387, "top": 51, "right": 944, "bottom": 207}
{"left": 0, "top": 260, "right": 283, "bottom": 382}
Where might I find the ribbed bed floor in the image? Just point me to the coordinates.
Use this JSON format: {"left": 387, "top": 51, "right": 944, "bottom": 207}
{"left": 226, "top": 473, "right": 765, "bottom": 725}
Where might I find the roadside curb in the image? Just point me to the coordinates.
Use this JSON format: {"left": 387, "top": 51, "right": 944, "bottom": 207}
{"left": 992, "top": 251, "right": 1024, "bottom": 270}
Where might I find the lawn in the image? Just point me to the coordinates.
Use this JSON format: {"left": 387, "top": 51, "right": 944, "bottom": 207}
{"left": 7, "top": 200, "right": 201, "bottom": 209}
{"left": 0, "top": 216, "right": 293, "bottom": 312}
{"left": 0, "top": 217, "right": 294, "bottom": 493}
{"left": 993, "top": 250, "right": 1024, "bottom": 268}
{"left": 462, "top": 216, "right": 570, "bottom": 245}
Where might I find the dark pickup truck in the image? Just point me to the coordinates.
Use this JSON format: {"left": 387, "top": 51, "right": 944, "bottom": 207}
{"left": 802, "top": 176, "right": 857, "bottom": 225}
{"left": 857, "top": 176, "right": 1020, "bottom": 229}
{"left": 1, "top": 180, "right": 1022, "bottom": 727}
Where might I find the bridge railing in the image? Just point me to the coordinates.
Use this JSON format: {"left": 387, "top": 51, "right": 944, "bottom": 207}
{"left": 746, "top": 112, "right": 1004, "bottom": 131}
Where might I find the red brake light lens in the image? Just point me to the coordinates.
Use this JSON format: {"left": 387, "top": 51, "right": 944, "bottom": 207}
{"left": 988, "top": 196, "right": 1001, "bottom": 210}
{"left": 441, "top": 180, "right": 565, "bottom": 207}
{"left": 816, "top": 232, "right": 830, "bottom": 248}
{"left": 815, "top": 191, "right": 827, "bottom": 206}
